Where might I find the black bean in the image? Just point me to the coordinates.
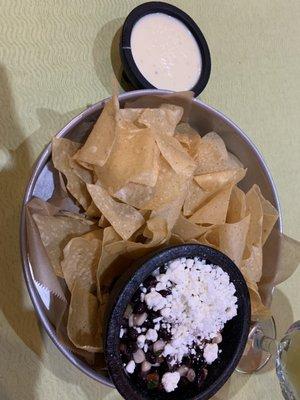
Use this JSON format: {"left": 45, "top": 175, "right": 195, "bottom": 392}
{"left": 127, "top": 327, "right": 138, "bottom": 341}
{"left": 121, "top": 353, "right": 131, "bottom": 364}
{"left": 120, "top": 342, "right": 132, "bottom": 357}
{"left": 159, "top": 328, "right": 172, "bottom": 341}
{"left": 146, "top": 351, "right": 157, "bottom": 364}
{"left": 121, "top": 317, "right": 128, "bottom": 326}
{"left": 137, "top": 370, "right": 148, "bottom": 382}
{"left": 132, "top": 289, "right": 142, "bottom": 304}
{"left": 158, "top": 289, "right": 171, "bottom": 298}
{"left": 159, "top": 265, "right": 167, "bottom": 274}
{"left": 127, "top": 341, "right": 138, "bottom": 353}
{"left": 142, "top": 319, "right": 154, "bottom": 330}
{"left": 133, "top": 301, "right": 147, "bottom": 314}
{"left": 159, "top": 360, "right": 169, "bottom": 376}
{"left": 182, "top": 355, "right": 192, "bottom": 368}
{"left": 157, "top": 355, "right": 164, "bottom": 364}
{"left": 146, "top": 343, "right": 154, "bottom": 353}
{"left": 144, "top": 275, "right": 157, "bottom": 288}
{"left": 179, "top": 376, "right": 190, "bottom": 387}
{"left": 196, "top": 368, "right": 208, "bottom": 388}
{"left": 148, "top": 309, "right": 161, "bottom": 319}
{"left": 119, "top": 343, "right": 127, "bottom": 354}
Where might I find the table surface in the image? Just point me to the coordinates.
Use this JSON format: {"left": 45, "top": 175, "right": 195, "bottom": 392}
{"left": 0, "top": 1, "right": 299, "bottom": 399}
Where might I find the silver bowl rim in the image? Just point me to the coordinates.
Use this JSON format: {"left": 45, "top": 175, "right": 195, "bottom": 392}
{"left": 19, "top": 89, "right": 283, "bottom": 387}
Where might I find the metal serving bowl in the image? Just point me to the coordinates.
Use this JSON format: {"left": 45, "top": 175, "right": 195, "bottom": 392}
{"left": 20, "top": 89, "right": 283, "bottom": 388}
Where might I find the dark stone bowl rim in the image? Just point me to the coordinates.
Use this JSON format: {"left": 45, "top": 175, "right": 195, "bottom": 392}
{"left": 105, "top": 244, "right": 251, "bottom": 400}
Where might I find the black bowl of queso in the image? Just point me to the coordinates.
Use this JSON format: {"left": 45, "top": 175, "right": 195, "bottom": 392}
{"left": 120, "top": 2, "right": 211, "bottom": 96}
{"left": 105, "top": 244, "right": 250, "bottom": 400}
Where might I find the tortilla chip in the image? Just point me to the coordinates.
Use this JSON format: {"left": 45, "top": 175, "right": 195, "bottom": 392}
{"left": 87, "top": 184, "right": 144, "bottom": 240}
{"left": 61, "top": 230, "right": 102, "bottom": 292}
{"left": 175, "top": 122, "right": 202, "bottom": 158}
{"left": 74, "top": 96, "right": 119, "bottom": 168}
{"left": 67, "top": 281, "right": 102, "bottom": 352}
{"left": 32, "top": 213, "right": 95, "bottom": 277}
{"left": 98, "top": 217, "right": 170, "bottom": 285}
{"left": 98, "top": 214, "right": 111, "bottom": 228}
{"left": 252, "top": 185, "right": 278, "bottom": 245}
{"left": 119, "top": 108, "right": 143, "bottom": 124}
{"left": 189, "top": 185, "right": 233, "bottom": 225}
{"left": 194, "top": 168, "right": 246, "bottom": 193}
{"left": 227, "top": 152, "right": 244, "bottom": 169}
{"left": 195, "top": 132, "right": 229, "bottom": 174}
{"left": 246, "top": 280, "right": 272, "bottom": 321}
{"left": 197, "top": 226, "right": 219, "bottom": 248}
{"left": 86, "top": 201, "right": 101, "bottom": 218}
{"left": 143, "top": 156, "right": 189, "bottom": 210}
{"left": 245, "top": 186, "right": 263, "bottom": 247}
{"left": 52, "top": 137, "right": 91, "bottom": 209}
{"left": 183, "top": 180, "right": 208, "bottom": 216}
{"left": 154, "top": 131, "right": 197, "bottom": 177}
{"left": 226, "top": 186, "right": 247, "bottom": 223}
{"left": 113, "top": 182, "right": 155, "bottom": 209}
{"left": 219, "top": 215, "right": 250, "bottom": 267}
{"left": 172, "top": 214, "right": 208, "bottom": 241}
{"left": 150, "top": 194, "right": 185, "bottom": 233}
{"left": 241, "top": 244, "right": 263, "bottom": 282}
{"left": 95, "top": 126, "right": 160, "bottom": 193}
{"left": 69, "top": 157, "right": 93, "bottom": 185}
{"left": 96, "top": 227, "right": 132, "bottom": 296}
{"left": 138, "top": 104, "right": 183, "bottom": 135}
{"left": 168, "top": 234, "right": 185, "bottom": 245}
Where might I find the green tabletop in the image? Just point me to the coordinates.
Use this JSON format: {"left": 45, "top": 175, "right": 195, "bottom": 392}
{"left": 0, "top": 1, "right": 299, "bottom": 399}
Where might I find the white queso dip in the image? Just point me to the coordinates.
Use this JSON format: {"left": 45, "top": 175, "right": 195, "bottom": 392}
{"left": 130, "top": 13, "right": 202, "bottom": 91}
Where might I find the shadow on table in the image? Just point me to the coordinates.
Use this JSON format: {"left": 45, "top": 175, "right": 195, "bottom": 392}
{"left": 0, "top": 63, "right": 82, "bottom": 399}
{"left": 93, "top": 17, "right": 135, "bottom": 93}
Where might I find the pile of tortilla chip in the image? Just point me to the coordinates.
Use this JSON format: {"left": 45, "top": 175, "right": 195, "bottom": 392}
{"left": 32, "top": 95, "right": 278, "bottom": 354}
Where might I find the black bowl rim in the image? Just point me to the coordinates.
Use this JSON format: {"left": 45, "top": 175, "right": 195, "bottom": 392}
{"left": 120, "top": 1, "right": 211, "bottom": 96}
{"left": 105, "top": 244, "right": 251, "bottom": 400}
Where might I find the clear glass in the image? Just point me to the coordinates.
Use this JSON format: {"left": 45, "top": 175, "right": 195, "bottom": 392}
{"left": 237, "top": 319, "right": 300, "bottom": 400}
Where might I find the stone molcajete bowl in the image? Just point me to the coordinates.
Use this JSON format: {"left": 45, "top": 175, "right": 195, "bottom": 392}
{"left": 105, "top": 244, "right": 251, "bottom": 400}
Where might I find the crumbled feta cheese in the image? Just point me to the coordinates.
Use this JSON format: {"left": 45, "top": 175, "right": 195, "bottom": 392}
{"left": 186, "top": 258, "right": 194, "bottom": 269}
{"left": 203, "top": 343, "right": 219, "bottom": 364}
{"left": 154, "top": 323, "right": 160, "bottom": 331}
{"left": 125, "top": 360, "right": 135, "bottom": 374}
{"left": 137, "top": 334, "right": 146, "bottom": 348}
{"left": 143, "top": 343, "right": 149, "bottom": 353}
{"left": 150, "top": 257, "right": 238, "bottom": 365}
{"left": 146, "top": 328, "right": 158, "bottom": 342}
{"left": 145, "top": 291, "right": 166, "bottom": 311}
{"left": 160, "top": 307, "right": 171, "bottom": 318}
{"left": 119, "top": 328, "right": 126, "bottom": 338}
{"left": 226, "top": 305, "right": 237, "bottom": 319}
{"left": 161, "top": 371, "right": 180, "bottom": 392}
{"left": 155, "top": 282, "right": 166, "bottom": 291}
{"left": 163, "top": 343, "right": 176, "bottom": 357}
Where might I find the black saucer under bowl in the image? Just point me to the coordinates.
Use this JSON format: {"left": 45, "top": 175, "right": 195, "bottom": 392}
{"left": 105, "top": 244, "right": 250, "bottom": 400}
